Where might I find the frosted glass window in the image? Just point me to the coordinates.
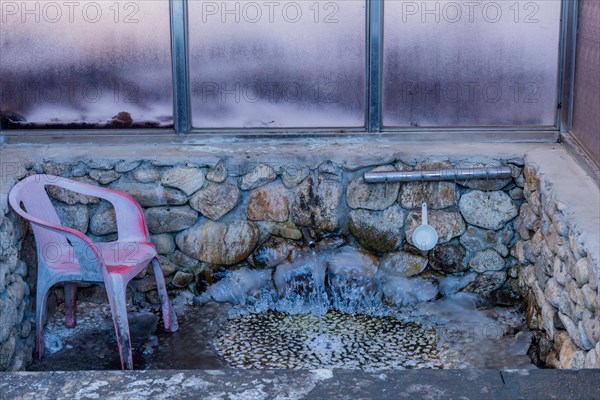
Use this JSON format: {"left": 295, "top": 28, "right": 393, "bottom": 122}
{"left": 188, "top": 0, "right": 366, "bottom": 129}
{"left": 0, "top": 1, "right": 173, "bottom": 129}
{"left": 383, "top": 0, "right": 562, "bottom": 127}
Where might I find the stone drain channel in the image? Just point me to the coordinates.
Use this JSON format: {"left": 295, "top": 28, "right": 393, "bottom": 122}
{"left": 28, "top": 292, "right": 534, "bottom": 372}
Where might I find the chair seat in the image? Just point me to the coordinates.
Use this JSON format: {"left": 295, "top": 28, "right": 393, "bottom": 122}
{"left": 97, "top": 241, "right": 157, "bottom": 270}
{"left": 45, "top": 241, "right": 157, "bottom": 276}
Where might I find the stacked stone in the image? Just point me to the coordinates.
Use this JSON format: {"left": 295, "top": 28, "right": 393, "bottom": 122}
{"left": 346, "top": 161, "right": 522, "bottom": 305}
{"left": 0, "top": 208, "right": 34, "bottom": 371}
{"left": 34, "top": 160, "right": 321, "bottom": 305}
{"left": 6, "top": 157, "right": 597, "bottom": 371}
{"left": 515, "top": 164, "right": 600, "bottom": 368}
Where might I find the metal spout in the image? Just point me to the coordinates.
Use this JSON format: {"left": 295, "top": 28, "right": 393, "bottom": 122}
{"left": 301, "top": 227, "right": 316, "bottom": 248}
{"left": 364, "top": 166, "right": 512, "bottom": 183}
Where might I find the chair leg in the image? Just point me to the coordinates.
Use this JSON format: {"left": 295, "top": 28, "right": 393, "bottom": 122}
{"left": 35, "top": 282, "right": 50, "bottom": 360}
{"left": 105, "top": 276, "right": 134, "bottom": 370}
{"left": 151, "top": 258, "right": 179, "bottom": 333}
{"left": 64, "top": 282, "right": 77, "bottom": 328}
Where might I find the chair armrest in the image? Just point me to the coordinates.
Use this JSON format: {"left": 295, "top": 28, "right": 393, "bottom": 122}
{"left": 27, "top": 215, "right": 108, "bottom": 281}
{"left": 99, "top": 189, "right": 150, "bottom": 242}
{"left": 39, "top": 175, "right": 150, "bottom": 241}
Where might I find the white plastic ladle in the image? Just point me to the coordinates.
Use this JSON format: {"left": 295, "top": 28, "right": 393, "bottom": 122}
{"left": 412, "top": 202, "right": 438, "bottom": 251}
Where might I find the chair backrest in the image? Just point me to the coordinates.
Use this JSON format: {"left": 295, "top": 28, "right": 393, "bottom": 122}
{"left": 8, "top": 175, "right": 71, "bottom": 252}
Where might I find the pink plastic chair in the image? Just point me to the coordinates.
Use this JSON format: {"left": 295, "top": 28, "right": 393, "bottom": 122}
{"left": 9, "top": 174, "right": 178, "bottom": 370}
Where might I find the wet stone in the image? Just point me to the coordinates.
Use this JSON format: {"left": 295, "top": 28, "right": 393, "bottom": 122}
{"left": 559, "top": 312, "right": 593, "bottom": 351}
{"left": 582, "top": 310, "right": 600, "bottom": 344}
{"left": 582, "top": 284, "right": 597, "bottom": 311}
{"left": 382, "top": 275, "right": 439, "bottom": 306}
{"left": 544, "top": 277, "right": 564, "bottom": 309}
{"left": 161, "top": 166, "right": 205, "bottom": 196}
{"left": 460, "top": 226, "right": 500, "bottom": 254}
{"left": 189, "top": 182, "right": 240, "bottom": 221}
{"left": 150, "top": 234, "right": 176, "bottom": 255}
{"left": 398, "top": 181, "right": 459, "bottom": 210}
{"left": 47, "top": 177, "right": 100, "bottom": 205}
{"left": 70, "top": 163, "right": 87, "bottom": 177}
{"left": 132, "top": 168, "right": 161, "bottom": 183}
{"left": 156, "top": 256, "right": 177, "bottom": 276}
{"left": 487, "top": 286, "right": 522, "bottom": 306}
{"left": 524, "top": 163, "right": 540, "bottom": 192}
{"left": 328, "top": 246, "right": 379, "bottom": 277}
{"left": 114, "top": 160, "right": 141, "bottom": 173}
{"left": 585, "top": 348, "right": 597, "bottom": 368}
{"left": 130, "top": 276, "right": 157, "bottom": 293}
{"left": 43, "top": 161, "right": 71, "bottom": 176}
{"left": 291, "top": 174, "right": 342, "bottom": 232}
{"left": 89, "top": 202, "right": 117, "bottom": 236}
{"left": 469, "top": 249, "right": 505, "bottom": 273}
{"left": 176, "top": 220, "right": 259, "bottom": 265}
{"left": 110, "top": 182, "right": 187, "bottom": 207}
{"left": 247, "top": 183, "right": 289, "bottom": 222}
{"left": 206, "top": 161, "right": 228, "bottom": 183}
{"left": 172, "top": 271, "right": 195, "bottom": 288}
{"left": 519, "top": 203, "right": 539, "bottom": 231}
{"left": 250, "top": 237, "right": 301, "bottom": 268}
{"left": 349, "top": 204, "right": 405, "bottom": 253}
{"left": 170, "top": 250, "right": 201, "bottom": 269}
{"left": 86, "top": 160, "right": 115, "bottom": 170}
{"left": 144, "top": 206, "right": 198, "bottom": 234}
{"left": 0, "top": 334, "right": 16, "bottom": 370}
{"left": 429, "top": 243, "right": 468, "bottom": 273}
{"left": 439, "top": 273, "right": 477, "bottom": 295}
{"left": 89, "top": 169, "right": 121, "bottom": 185}
{"left": 465, "top": 271, "right": 507, "bottom": 296}
{"left": 574, "top": 257, "right": 590, "bottom": 287}
{"left": 459, "top": 190, "right": 518, "bottom": 230}
{"left": 318, "top": 162, "right": 342, "bottom": 180}
{"left": 458, "top": 176, "right": 512, "bottom": 191}
{"left": 259, "top": 220, "right": 303, "bottom": 240}
{"left": 509, "top": 187, "right": 524, "bottom": 200}
{"left": 346, "top": 165, "right": 400, "bottom": 211}
{"left": 380, "top": 251, "right": 427, "bottom": 277}
{"left": 281, "top": 164, "right": 310, "bottom": 188}
{"left": 54, "top": 203, "right": 89, "bottom": 233}
{"left": 240, "top": 164, "right": 277, "bottom": 191}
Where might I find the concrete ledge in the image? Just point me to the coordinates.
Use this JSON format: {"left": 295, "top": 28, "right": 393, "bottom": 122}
{"left": 1, "top": 369, "right": 600, "bottom": 400}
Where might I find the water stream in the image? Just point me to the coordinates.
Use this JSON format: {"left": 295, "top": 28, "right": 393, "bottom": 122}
{"left": 30, "top": 243, "right": 535, "bottom": 371}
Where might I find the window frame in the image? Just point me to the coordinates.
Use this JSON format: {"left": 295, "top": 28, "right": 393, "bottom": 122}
{"left": 0, "top": 0, "right": 578, "bottom": 141}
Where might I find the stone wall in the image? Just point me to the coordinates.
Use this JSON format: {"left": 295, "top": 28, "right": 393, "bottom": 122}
{"left": 0, "top": 208, "right": 33, "bottom": 371}
{"left": 516, "top": 164, "right": 600, "bottom": 368}
{"left": 28, "top": 159, "right": 523, "bottom": 303}
{"left": 0, "top": 154, "right": 598, "bottom": 370}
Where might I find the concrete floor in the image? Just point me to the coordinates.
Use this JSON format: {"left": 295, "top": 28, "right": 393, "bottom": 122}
{"left": 1, "top": 368, "right": 600, "bottom": 399}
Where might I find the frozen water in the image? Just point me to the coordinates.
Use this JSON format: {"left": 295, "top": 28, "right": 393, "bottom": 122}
{"left": 195, "top": 244, "right": 535, "bottom": 370}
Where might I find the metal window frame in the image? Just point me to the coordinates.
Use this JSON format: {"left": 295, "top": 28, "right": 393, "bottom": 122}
{"left": 558, "top": 0, "right": 579, "bottom": 133}
{"left": 0, "top": 0, "right": 578, "bottom": 141}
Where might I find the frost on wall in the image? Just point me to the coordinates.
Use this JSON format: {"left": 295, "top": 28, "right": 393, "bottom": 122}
{"left": 187, "top": 0, "right": 367, "bottom": 128}
{"left": 382, "top": 0, "right": 562, "bottom": 127}
{"left": 0, "top": 1, "right": 173, "bottom": 128}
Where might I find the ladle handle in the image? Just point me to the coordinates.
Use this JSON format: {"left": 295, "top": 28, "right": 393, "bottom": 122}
{"left": 421, "top": 202, "right": 428, "bottom": 226}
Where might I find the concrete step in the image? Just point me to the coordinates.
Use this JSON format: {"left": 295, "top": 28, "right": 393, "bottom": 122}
{"left": 1, "top": 369, "right": 600, "bottom": 400}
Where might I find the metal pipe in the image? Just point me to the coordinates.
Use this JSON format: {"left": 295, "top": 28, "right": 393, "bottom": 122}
{"left": 364, "top": 166, "right": 512, "bottom": 183}
{"left": 301, "top": 227, "right": 316, "bottom": 249}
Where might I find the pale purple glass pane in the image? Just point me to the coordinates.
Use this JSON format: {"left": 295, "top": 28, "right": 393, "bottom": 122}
{"left": 0, "top": 1, "right": 173, "bottom": 129}
{"left": 188, "top": 0, "right": 366, "bottom": 129}
{"left": 383, "top": 0, "right": 562, "bottom": 127}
